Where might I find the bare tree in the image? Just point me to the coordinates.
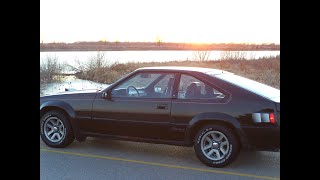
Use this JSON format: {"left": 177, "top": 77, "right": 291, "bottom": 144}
{"left": 192, "top": 51, "right": 211, "bottom": 61}
{"left": 86, "top": 52, "right": 108, "bottom": 69}
{"left": 40, "top": 56, "right": 63, "bottom": 83}
{"left": 40, "top": 56, "right": 64, "bottom": 94}
{"left": 219, "top": 51, "right": 247, "bottom": 61}
{"left": 70, "top": 52, "right": 109, "bottom": 82}
{"left": 156, "top": 36, "right": 162, "bottom": 47}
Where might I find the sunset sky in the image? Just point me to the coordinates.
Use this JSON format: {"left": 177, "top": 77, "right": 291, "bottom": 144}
{"left": 40, "top": 0, "right": 280, "bottom": 44}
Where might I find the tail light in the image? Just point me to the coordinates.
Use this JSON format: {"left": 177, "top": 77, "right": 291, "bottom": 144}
{"left": 269, "top": 113, "right": 275, "bottom": 124}
{"left": 252, "top": 113, "right": 275, "bottom": 124}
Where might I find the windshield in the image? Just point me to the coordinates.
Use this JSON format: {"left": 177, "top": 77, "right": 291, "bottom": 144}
{"left": 208, "top": 72, "right": 280, "bottom": 101}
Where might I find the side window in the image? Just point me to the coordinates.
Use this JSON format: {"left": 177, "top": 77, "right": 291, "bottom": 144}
{"left": 153, "top": 74, "right": 175, "bottom": 98}
{"left": 178, "top": 74, "right": 225, "bottom": 100}
{"left": 112, "top": 72, "right": 174, "bottom": 98}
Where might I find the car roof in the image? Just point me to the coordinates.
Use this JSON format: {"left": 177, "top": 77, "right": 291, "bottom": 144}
{"left": 136, "top": 66, "right": 233, "bottom": 76}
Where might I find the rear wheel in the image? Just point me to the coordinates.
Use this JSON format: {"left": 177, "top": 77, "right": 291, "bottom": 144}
{"left": 40, "top": 110, "right": 75, "bottom": 148}
{"left": 194, "top": 125, "right": 240, "bottom": 167}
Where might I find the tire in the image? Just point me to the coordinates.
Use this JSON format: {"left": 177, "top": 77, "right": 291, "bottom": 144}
{"left": 40, "top": 110, "right": 75, "bottom": 148}
{"left": 194, "top": 125, "right": 240, "bottom": 168}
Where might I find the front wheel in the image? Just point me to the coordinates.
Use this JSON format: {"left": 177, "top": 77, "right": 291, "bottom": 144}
{"left": 194, "top": 125, "right": 240, "bottom": 168}
{"left": 40, "top": 110, "right": 75, "bottom": 148}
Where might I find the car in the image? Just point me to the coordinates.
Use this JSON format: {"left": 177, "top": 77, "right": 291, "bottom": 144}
{"left": 40, "top": 66, "right": 280, "bottom": 167}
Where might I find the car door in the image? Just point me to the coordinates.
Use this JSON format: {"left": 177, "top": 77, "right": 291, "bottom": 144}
{"left": 170, "top": 73, "right": 229, "bottom": 141}
{"left": 85, "top": 71, "right": 177, "bottom": 140}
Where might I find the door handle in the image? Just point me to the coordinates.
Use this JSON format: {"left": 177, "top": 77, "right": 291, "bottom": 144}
{"left": 157, "top": 104, "right": 168, "bottom": 110}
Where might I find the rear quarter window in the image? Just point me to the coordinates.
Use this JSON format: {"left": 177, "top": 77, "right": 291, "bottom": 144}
{"left": 212, "top": 73, "right": 280, "bottom": 101}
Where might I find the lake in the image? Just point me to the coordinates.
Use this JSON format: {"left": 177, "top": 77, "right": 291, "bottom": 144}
{"left": 40, "top": 50, "right": 280, "bottom": 67}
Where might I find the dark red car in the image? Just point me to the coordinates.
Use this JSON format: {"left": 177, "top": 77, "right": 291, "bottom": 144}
{"left": 40, "top": 67, "right": 280, "bottom": 167}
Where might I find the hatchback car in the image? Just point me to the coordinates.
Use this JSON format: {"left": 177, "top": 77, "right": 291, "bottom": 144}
{"left": 40, "top": 67, "right": 280, "bottom": 167}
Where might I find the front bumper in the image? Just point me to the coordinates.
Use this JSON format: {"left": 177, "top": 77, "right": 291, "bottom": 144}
{"left": 241, "top": 126, "right": 280, "bottom": 151}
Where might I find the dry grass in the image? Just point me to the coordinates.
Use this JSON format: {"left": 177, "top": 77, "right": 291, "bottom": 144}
{"left": 40, "top": 51, "right": 280, "bottom": 90}
{"left": 73, "top": 55, "right": 280, "bottom": 89}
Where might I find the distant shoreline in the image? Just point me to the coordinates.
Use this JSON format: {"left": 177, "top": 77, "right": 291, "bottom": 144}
{"left": 40, "top": 49, "right": 280, "bottom": 52}
{"left": 40, "top": 42, "right": 280, "bottom": 52}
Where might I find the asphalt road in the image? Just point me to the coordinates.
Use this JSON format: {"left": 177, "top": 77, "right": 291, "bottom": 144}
{"left": 40, "top": 137, "right": 280, "bottom": 180}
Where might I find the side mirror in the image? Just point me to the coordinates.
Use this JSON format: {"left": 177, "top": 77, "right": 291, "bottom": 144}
{"left": 102, "top": 91, "right": 111, "bottom": 100}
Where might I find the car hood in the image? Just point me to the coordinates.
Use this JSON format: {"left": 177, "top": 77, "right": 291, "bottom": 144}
{"left": 40, "top": 89, "right": 100, "bottom": 99}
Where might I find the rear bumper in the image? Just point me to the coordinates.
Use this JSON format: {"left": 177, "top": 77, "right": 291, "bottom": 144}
{"left": 241, "top": 126, "right": 280, "bottom": 151}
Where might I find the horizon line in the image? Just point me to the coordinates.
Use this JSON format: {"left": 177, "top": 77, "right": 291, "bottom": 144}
{"left": 40, "top": 41, "right": 280, "bottom": 45}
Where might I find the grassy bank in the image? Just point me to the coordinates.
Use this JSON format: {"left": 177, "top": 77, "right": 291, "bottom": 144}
{"left": 74, "top": 56, "right": 280, "bottom": 89}
{"left": 40, "top": 54, "right": 280, "bottom": 92}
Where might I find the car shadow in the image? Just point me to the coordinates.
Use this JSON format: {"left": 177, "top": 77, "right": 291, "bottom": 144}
{"left": 66, "top": 137, "right": 279, "bottom": 170}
